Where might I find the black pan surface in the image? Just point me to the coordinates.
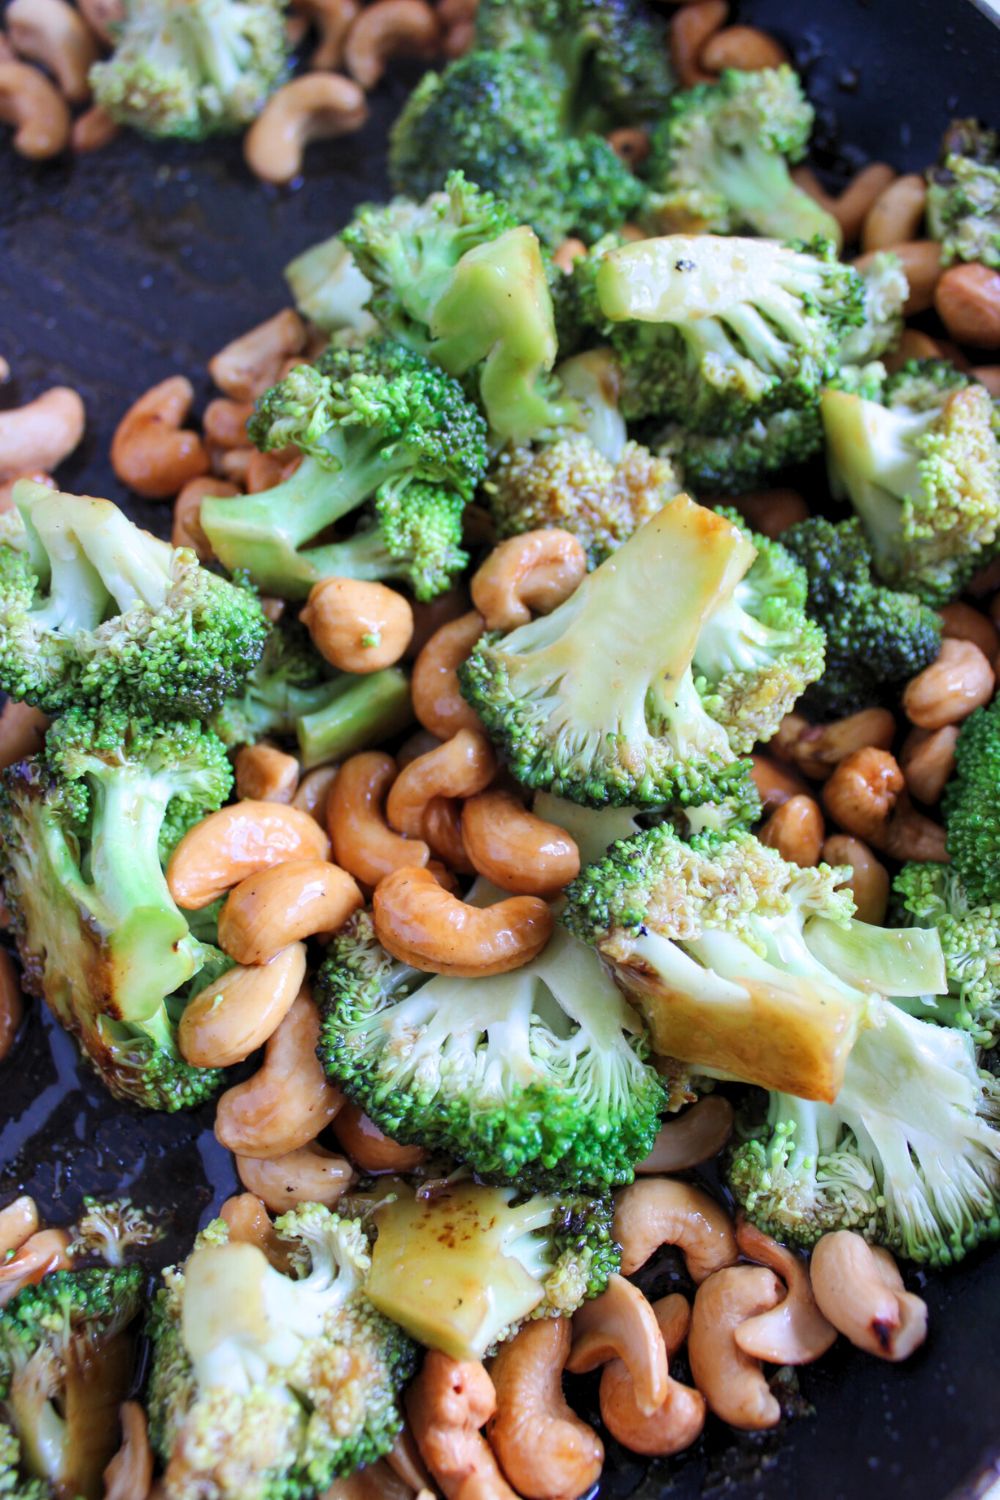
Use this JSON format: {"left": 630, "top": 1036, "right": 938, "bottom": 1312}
{"left": 1, "top": 1, "right": 999, "bottom": 1495}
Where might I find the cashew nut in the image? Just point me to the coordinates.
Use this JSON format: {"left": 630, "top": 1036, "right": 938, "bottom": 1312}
{"left": 734, "top": 1217, "right": 837, "bottom": 1365}
{"left": 861, "top": 173, "right": 927, "bottom": 252}
{"left": 71, "top": 103, "right": 119, "bottom": 153}
{"left": 218, "top": 1192, "right": 295, "bottom": 1272}
{"left": 323, "top": 1461, "right": 415, "bottom": 1500}
{"left": 552, "top": 237, "right": 587, "bottom": 274}
{"left": 203, "top": 396, "right": 253, "bottom": 452}
{"left": 613, "top": 1178, "right": 739, "bottom": 1282}
{"left": 820, "top": 835, "right": 890, "bottom": 924}
{"left": 0, "top": 947, "right": 23, "bottom": 1062}
{"left": 700, "top": 24, "right": 788, "bottom": 72}
{"left": 387, "top": 730, "right": 496, "bottom": 838}
{"left": 670, "top": 0, "right": 727, "bottom": 88}
{"left": 294, "top": 0, "right": 359, "bottom": 69}
{"left": 0, "top": 698, "right": 48, "bottom": 771}
{"left": 302, "top": 577, "right": 414, "bottom": 673}
{"left": 292, "top": 764, "right": 339, "bottom": 825}
{"left": 387, "top": 1425, "right": 435, "bottom": 1493}
{"left": 940, "top": 600, "right": 1000, "bottom": 661}
{"left": 854, "top": 241, "right": 943, "bottom": 315}
{"left": 209, "top": 310, "right": 308, "bottom": 403}
{"left": 235, "top": 744, "right": 300, "bottom": 806}
{"left": 750, "top": 753, "right": 811, "bottom": 813}
{"left": 689, "top": 1266, "right": 783, "bottom": 1429}
{"left": 935, "top": 262, "right": 1000, "bottom": 348}
{"left": 328, "top": 751, "right": 431, "bottom": 887}
{"left": 758, "top": 793, "right": 824, "bottom": 866}
{"left": 792, "top": 163, "right": 896, "bottom": 245}
{"left": 0, "top": 1195, "right": 39, "bottom": 1258}
{"left": 179, "top": 942, "right": 308, "bottom": 1067}
{"left": 567, "top": 1273, "right": 668, "bottom": 1416}
{"left": 637, "top": 1096, "right": 734, "bottom": 1175}
{"left": 412, "top": 610, "right": 485, "bottom": 739}
{"left": 407, "top": 1352, "right": 519, "bottom": 1500}
{"left": 244, "top": 73, "right": 368, "bottom": 186}
{"left": 373, "top": 866, "right": 553, "bottom": 976}
{"left": 598, "top": 1294, "right": 706, "bottom": 1457}
{"left": 822, "top": 746, "right": 948, "bottom": 863}
{"left": 111, "top": 376, "right": 209, "bottom": 499}
{"left": 0, "top": 386, "right": 84, "bottom": 480}
{"left": 103, "top": 1401, "right": 154, "bottom": 1500}
{"left": 218, "top": 858, "right": 362, "bottom": 964}
{"left": 773, "top": 707, "right": 896, "bottom": 781}
{"left": 0, "top": 61, "right": 70, "bottom": 158}
{"left": 167, "top": 800, "right": 331, "bottom": 909}
{"left": 172, "top": 475, "right": 236, "bottom": 561}
{"left": 461, "top": 789, "right": 580, "bottom": 897}
{"left": 6, "top": 0, "right": 99, "bottom": 104}
{"left": 900, "top": 725, "right": 959, "bottom": 806}
{"left": 902, "top": 637, "right": 995, "bottom": 729}
{"left": 734, "top": 488, "right": 808, "bottom": 538}
{"left": 236, "top": 1141, "right": 354, "bottom": 1213}
{"left": 470, "top": 530, "right": 587, "bottom": 631}
{"left": 344, "top": 0, "right": 439, "bottom": 90}
{"left": 332, "top": 1100, "right": 427, "bottom": 1172}
{"left": 606, "top": 126, "right": 649, "bottom": 169}
{"left": 810, "top": 1232, "right": 928, "bottom": 1361}
{"left": 0, "top": 1228, "right": 72, "bottom": 1307}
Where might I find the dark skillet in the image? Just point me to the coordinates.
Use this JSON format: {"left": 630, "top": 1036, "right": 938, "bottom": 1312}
{"left": 1, "top": 0, "right": 999, "bottom": 1494}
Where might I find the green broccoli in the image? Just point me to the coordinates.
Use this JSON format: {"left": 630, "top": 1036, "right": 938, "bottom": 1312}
{"left": 316, "top": 908, "right": 667, "bottom": 1190}
{"left": 655, "top": 404, "right": 823, "bottom": 495}
{"left": 284, "top": 234, "right": 377, "bottom": 339}
{"left": 146, "top": 1205, "right": 417, "bottom": 1500}
{"left": 563, "top": 821, "right": 947, "bottom": 1103}
{"left": 0, "top": 1267, "right": 143, "bottom": 1500}
{"left": 90, "top": 0, "right": 288, "bottom": 140}
{"left": 364, "top": 1179, "right": 619, "bottom": 1361}
{"left": 69, "top": 1197, "right": 164, "bottom": 1266}
{"left": 728, "top": 1002, "right": 1000, "bottom": 1267}
{"left": 893, "top": 862, "right": 1000, "bottom": 1049}
{"left": 944, "top": 698, "right": 1000, "bottom": 906}
{"left": 822, "top": 359, "right": 1000, "bottom": 603}
{"left": 780, "top": 515, "right": 942, "bottom": 716}
{"left": 199, "top": 339, "right": 486, "bottom": 599}
{"left": 0, "top": 707, "right": 233, "bottom": 1111}
{"left": 926, "top": 118, "right": 1000, "bottom": 270}
{"left": 644, "top": 67, "right": 842, "bottom": 246}
{"left": 838, "top": 250, "right": 909, "bottom": 366}
{"left": 0, "top": 480, "right": 268, "bottom": 717}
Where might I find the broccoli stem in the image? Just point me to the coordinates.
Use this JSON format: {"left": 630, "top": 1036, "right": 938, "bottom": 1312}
{"left": 304, "top": 525, "right": 406, "bottom": 586}
{"left": 297, "top": 668, "right": 412, "bottom": 769}
{"left": 709, "top": 148, "right": 842, "bottom": 243}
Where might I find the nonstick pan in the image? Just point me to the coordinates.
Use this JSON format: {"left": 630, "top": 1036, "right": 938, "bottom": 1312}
{"left": 1, "top": 1, "right": 999, "bottom": 1495}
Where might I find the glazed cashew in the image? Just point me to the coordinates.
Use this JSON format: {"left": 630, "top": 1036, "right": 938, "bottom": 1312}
{"left": 328, "top": 751, "right": 431, "bottom": 887}
{"left": 235, "top": 743, "right": 301, "bottom": 804}
{"left": 217, "top": 446, "right": 253, "bottom": 484}
{"left": 344, "top": 0, "right": 439, "bottom": 89}
{"left": 902, "top": 637, "right": 995, "bottom": 729}
{"left": 215, "top": 990, "right": 344, "bottom": 1158}
{"left": 613, "top": 1179, "right": 739, "bottom": 1282}
{"left": 332, "top": 1100, "right": 427, "bottom": 1172}
{"left": 103, "top": 1401, "right": 154, "bottom": 1500}
{"left": 0, "top": 1228, "right": 72, "bottom": 1307}
{"left": 791, "top": 163, "right": 895, "bottom": 243}
{"left": 854, "top": 241, "right": 943, "bottom": 315}
{"left": 900, "top": 725, "right": 959, "bottom": 805}
{"left": 822, "top": 747, "right": 948, "bottom": 863}
{"left": 111, "top": 376, "right": 209, "bottom": 499}
{"left": 939, "top": 600, "right": 1000, "bottom": 661}
{"left": 461, "top": 789, "right": 580, "bottom": 897}
{"left": 0, "top": 698, "right": 48, "bottom": 770}
{"left": 700, "top": 24, "right": 787, "bottom": 71}
{"left": 218, "top": 1192, "right": 295, "bottom": 1272}
{"left": 471, "top": 530, "right": 587, "bottom": 632}
{"left": 302, "top": 577, "right": 414, "bottom": 673}
{"left": 76, "top": 0, "right": 123, "bottom": 45}
{"left": 172, "top": 475, "right": 236, "bottom": 561}
{"left": 219, "top": 859, "right": 362, "bottom": 965}
{"left": 71, "top": 103, "right": 119, "bottom": 153}
{"left": 0, "top": 948, "right": 23, "bottom": 1061}
{"left": 821, "top": 835, "right": 890, "bottom": 925}
{"left": 936, "top": 262, "right": 1000, "bottom": 348}
{"left": 689, "top": 1266, "right": 783, "bottom": 1429}
{"left": 295, "top": 0, "right": 359, "bottom": 69}
{"left": 203, "top": 396, "right": 254, "bottom": 451}
{"left": 637, "top": 1096, "right": 734, "bottom": 1175}
{"left": 209, "top": 309, "right": 308, "bottom": 402}
{"left": 407, "top": 1352, "right": 519, "bottom": 1500}
{"left": 598, "top": 1295, "right": 706, "bottom": 1458}
{"left": 6, "top": 0, "right": 99, "bottom": 104}
{"left": 734, "top": 488, "right": 808, "bottom": 538}
{"left": 245, "top": 446, "right": 301, "bottom": 492}
{"left": 773, "top": 707, "right": 896, "bottom": 781}
{"left": 488, "top": 1318, "right": 603, "bottom": 1500}
{"left": 567, "top": 1274, "right": 668, "bottom": 1416}
{"left": 883, "top": 327, "right": 948, "bottom": 371}
{"left": 0, "top": 386, "right": 84, "bottom": 480}
{"left": 179, "top": 942, "right": 308, "bottom": 1067}
{"left": 670, "top": 0, "right": 727, "bottom": 87}
{"left": 244, "top": 74, "right": 368, "bottom": 186}
{"left": 373, "top": 866, "right": 553, "bottom": 976}
{"left": 810, "top": 1231, "right": 928, "bottom": 1361}
{"left": 0, "top": 62, "right": 70, "bottom": 158}
{"left": 236, "top": 1141, "right": 354, "bottom": 1213}
{"left": 167, "top": 800, "right": 331, "bottom": 909}
{"left": 758, "top": 794, "right": 824, "bottom": 866}
{"left": 387, "top": 729, "right": 496, "bottom": 838}
{"left": 408, "top": 587, "right": 472, "bottom": 659}
{"left": 0, "top": 1195, "right": 39, "bottom": 1258}
{"left": 292, "top": 764, "right": 339, "bottom": 824}
{"left": 412, "top": 611, "right": 485, "bottom": 739}
{"left": 750, "top": 754, "right": 811, "bottom": 813}
{"left": 861, "top": 173, "right": 927, "bottom": 252}
{"left": 387, "top": 1425, "right": 435, "bottom": 1494}
{"left": 734, "top": 1218, "right": 837, "bottom": 1365}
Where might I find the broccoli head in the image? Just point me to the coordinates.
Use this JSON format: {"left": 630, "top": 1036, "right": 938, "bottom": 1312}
{"left": 944, "top": 698, "right": 1000, "bottom": 907}
{"left": 656, "top": 403, "right": 823, "bottom": 495}
{"left": 90, "top": 0, "right": 288, "bottom": 140}
{"left": 893, "top": 862, "right": 1000, "bottom": 1049}
{"left": 69, "top": 1197, "right": 164, "bottom": 1267}
{"left": 838, "top": 250, "right": 909, "bottom": 366}
{"left": 926, "top": 118, "right": 1000, "bottom": 270}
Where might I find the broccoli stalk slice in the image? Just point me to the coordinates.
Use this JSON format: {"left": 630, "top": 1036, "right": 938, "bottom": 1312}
{"left": 297, "top": 668, "right": 412, "bottom": 770}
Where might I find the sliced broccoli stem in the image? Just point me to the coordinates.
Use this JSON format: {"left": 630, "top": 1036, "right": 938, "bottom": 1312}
{"left": 297, "top": 667, "right": 412, "bottom": 769}
{"left": 302, "top": 524, "right": 406, "bottom": 586}
{"left": 706, "top": 146, "right": 841, "bottom": 243}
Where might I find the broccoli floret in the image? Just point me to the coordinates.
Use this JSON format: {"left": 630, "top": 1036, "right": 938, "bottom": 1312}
{"left": 944, "top": 699, "right": 1000, "bottom": 906}
{"left": 90, "top": 0, "right": 288, "bottom": 140}
{"left": 582, "top": 233, "right": 864, "bottom": 425}
{"left": 533, "top": 783, "right": 762, "bottom": 867}
{"left": 656, "top": 404, "right": 823, "bottom": 495}
{"left": 199, "top": 339, "right": 486, "bottom": 599}
{"left": 822, "top": 359, "right": 1000, "bottom": 603}
{"left": 838, "top": 250, "right": 909, "bottom": 365}
{"left": 316, "top": 908, "right": 667, "bottom": 1190}
{"left": 0, "top": 707, "right": 233, "bottom": 1112}
{"left": 146, "top": 1206, "right": 417, "bottom": 1500}
{"left": 69, "top": 1197, "right": 164, "bottom": 1267}
{"left": 284, "top": 234, "right": 377, "bottom": 339}
{"left": 927, "top": 118, "right": 1000, "bottom": 270}
{"left": 644, "top": 67, "right": 842, "bottom": 246}
{"left": 564, "top": 822, "right": 947, "bottom": 1102}
{"left": 893, "top": 862, "right": 1000, "bottom": 1049}
{"left": 0, "top": 1267, "right": 143, "bottom": 1500}
{"left": 728, "top": 1003, "right": 1000, "bottom": 1267}
{"left": 365, "top": 1179, "right": 618, "bottom": 1361}
{"left": 0, "top": 481, "right": 268, "bottom": 717}
{"left": 781, "top": 515, "right": 942, "bottom": 716}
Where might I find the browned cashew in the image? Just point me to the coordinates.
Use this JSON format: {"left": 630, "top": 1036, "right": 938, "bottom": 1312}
{"left": 700, "top": 24, "right": 787, "bottom": 71}
{"left": 0, "top": 698, "right": 48, "bottom": 770}
{"left": 792, "top": 163, "right": 895, "bottom": 245}
{"left": 637, "top": 1096, "right": 734, "bottom": 1174}
{"left": 470, "top": 529, "right": 587, "bottom": 631}
{"left": 689, "top": 1266, "right": 783, "bottom": 1429}
{"left": 214, "top": 989, "right": 344, "bottom": 1158}
{"left": 292, "top": 764, "right": 339, "bottom": 825}
{"left": 900, "top": 725, "right": 959, "bottom": 806}
{"left": 613, "top": 1179, "right": 739, "bottom": 1282}
{"left": 71, "top": 102, "right": 119, "bottom": 152}
{"left": 0, "top": 1228, "right": 72, "bottom": 1307}
{"left": 0, "top": 62, "right": 70, "bottom": 157}
{"left": 487, "top": 1318, "right": 603, "bottom": 1500}
{"left": 344, "top": 0, "right": 440, "bottom": 89}
{"left": 734, "top": 488, "right": 808, "bottom": 538}
{"left": 103, "top": 1401, "right": 153, "bottom": 1500}
{"left": 412, "top": 610, "right": 485, "bottom": 739}
{"left": 218, "top": 1192, "right": 295, "bottom": 1272}
{"left": 0, "top": 386, "right": 84, "bottom": 480}
{"left": 373, "top": 866, "right": 553, "bottom": 976}
{"left": 234, "top": 743, "right": 300, "bottom": 805}
{"left": 387, "top": 730, "right": 497, "bottom": 838}
{"left": 295, "top": 0, "right": 359, "bottom": 69}
{"left": 670, "top": 0, "right": 727, "bottom": 87}
{"left": 236, "top": 1141, "right": 354, "bottom": 1212}
{"left": 750, "top": 754, "right": 812, "bottom": 813}
{"left": 111, "top": 376, "right": 209, "bottom": 499}
{"left": 422, "top": 795, "right": 474, "bottom": 873}
{"left": 331, "top": 1100, "right": 427, "bottom": 1172}
{"left": 179, "top": 942, "right": 308, "bottom": 1067}
{"left": 861, "top": 173, "right": 927, "bottom": 251}
{"left": 407, "top": 1352, "right": 519, "bottom": 1500}
{"left": 203, "top": 396, "right": 253, "bottom": 451}
{"left": 328, "top": 750, "right": 431, "bottom": 886}
{"left": 936, "top": 262, "right": 1000, "bottom": 348}
{"left": 461, "top": 789, "right": 580, "bottom": 897}
{"left": 0, "top": 948, "right": 23, "bottom": 1062}
{"left": 6, "top": 0, "right": 99, "bottom": 103}
{"left": 167, "top": 800, "right": 331, "bottom": 909}
{"left": 598, "top": 1294, "right": 706, "bottom": 1457}
{"left": 408, "top": 587, "right": 472, "bottom": 659}
{"left": 822, "top": 747, "right": 948, "bottom": 863}
{"left": 902, "top": 637, "right": 995, "bottom": 729}
{"left": 219, "top": 858, "right": 362, "bottom": 964}
{"left": 76, "top": 0, "right": 123, "bottom": 45}
{"left": 302, "top": 577, "right": 414, "bottom": 673}
{"left": 820, "top": 835, "right": 890, "bottom": 924}
{"left": 567, "top": 1274, "right": 668, "bottom": 1416}
{"left": 758, "top": 794, "right": 824, "bottom": 866}
{"left": 0, "top": 1196, "right": 39, "bottom": 1259}
{"left": 209, "top": 309, "right": 308, "bottom": 402}
{"left": 245, "top": 446, "right": 301, "bottom": 492}
{"left": 734, "top": 1217, "right": 836, "bottom": 1365}
{"left": 773, "top": 707, "right": 896, "bottom": 781}
{"left": 940, "top": 600, "right": 1000, "bottom": 661}
{"left": 244, "top": 73, "right": 368, "bottom": 186}
{"left": 172, "top": 475, "right": 236, "bottom": 560}
{"left": 810, "top": 1232, "right": 928, "bottom": 1361}
{"left": 387, "top": 1425, "right": 435, "bottom": 1494}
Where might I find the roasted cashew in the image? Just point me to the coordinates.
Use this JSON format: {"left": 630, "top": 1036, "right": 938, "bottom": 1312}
{"left": 0, "top": 1228, "right": 72, "bottom": 1307}
{"left": 637, "top": 1096, "right": 734, "bottom": 1175}
{"left": 936, "top": 262, "right": 1000, "bottom": 348}
{"left": 408, "top": 587, "right": 472, "bottom": 658}
{"left": 822, "top": 747, "right": 948, "bottom": 863}
{"left": 810, "top": 1231, "right": 928, "bottom": 1361}
{"left": 750, "top": 753, "right": 812, "bottom": 813}
{"left": 344, "top": 0, "right": 440, "bottom": 89}
{"left": 203, "top": 396, "right": 253, "bottom": 452}
{"left": 76, "top": 0, "right": 123, "bottom": 45}
{"left": 552, "top": 237, "right": 587, "bottom": 274}
{"left": 71, "top": 102, "right": 119, "bottom": 154}
{"left": 0, "top": 698, "right": 48, "bottom": 770}
{"left": 328, "top": 750, "right": 431, "bottom": 887}
{"left": 373, "top": 866, "right": 553, "bottom": 976}
{"left": 214, "top": 989, "right": 344, "bottom": 1158}
{"left": 103, "top": 1401, "right": 153, "bottom": 1500}
{"left": 294, "top": 0, "right": 359, "bottom": 69}
{"left": 613, "top": 1179, "right": 739, "bottom": 1282}
{"left": 6, "top": 0, "right": 99, "bottom": 104}
{"left": 292, "top": 764, "right": 339, "bottom": 824}
{"left": 0, "top": 1195, "right": 39, "bottom": 1258}
{"left": 332, "top": 1100, "right": 427, "bottom": 1172}
{"left": 470, "top": 530, "right": 587, "bottom": 631}
{"left": 700, "top": 24, "right": 787, "bottom": 71}
{"left": 791, "top": 163, "right": 895, "bottom": 244}
{"left": 236, "top": 1141, "right": 354, "bottom": 1212}
{"left": 0, "top": 61, "right": 70, "bottom": 158}
{"left": 902, "top": 637, "right": 995, "bottom": 729}
{"left": 773, "top": 707, "right": 896, "bottom": 781}
{"left": 900, "top": 725, "right": 959, "bottom": 806}
{"left": 172, "top": 475, "right": 236, "bottom": 560}
{"left": 244, "top": 74, "right": 368, "bottom": 186}
{"left": 758, "top": 794, "right": 824, "bottom": 866}
{"left": 422, "top": 796, "right": 474, "bottom": 873}
{"left": 670, "top": 0, "right": 727, "bottom": 87}
{"left": 302, "top": 577, "right": 414, "bottom": 673}
{"left": 246, "top": 446, "right": 300, "bottom": 492}
{"left": 940, "top": 600, "right": 1000, "bottom": 661}
{"left": 167, "top": 800, "right": 331, "bottom": 909}
{"left": 387, "top": 1425, "right": 435, "bottom": 1494}
{"left": 567, "top": 1273, "right": 668, "bottom": 1416}
{"left": 179, "top": 942, "right": 308, "bottom": 1067}
{"left": 407, "top": 1352, "right": 519, "bottom": 1500}
{"left": 234, "top": 742, "right": 300, "bottom": 806}
{"left": 973, "top": 364, "right": 1000, "bottom": 397}
{"left": 488, "top": 1318, "right": 603, "bottom": 1500}
{"left": 412, "top": 610, "right": 485, "bottom": 739}
{"left": 387, "top": 729, "right": 496, "bottom": 838}
{"left": 599, "top": 1294, "right": 706, "bottom": 1458}
{"left": 0, "top": 948, "right": 23, "bottom": 1062}
{"left": 734, "top": 488, "right": 808, "bottom": 538}
{"left": 689, "top": 1266, "right": 784, "bottom": 1429}
{"left": 734, "top": 1217, "right": 837, "bottom": 1365}
{"left": 110, "top": 376, "right": 209, "bottom": 499}
{"left": 0, "top": 386, "right": 84, "bottom": 480}
{"left": 854, "top": 241, "right": 943, "bottom": 315}
{"left": 209, "top": 309, "right": 308, "bottom": 402}
{"left": 218, "top": 858, "right": 362, "bottom": 964}
{"left": 820, "top": 835, "right": 890, "bottom": 924}
{"left": 861, "top": 173, "right": 927, "bottom": 252}
{"left": 218, "top": 1192, "right": 295, "bottom": 1272}
{"left": 461, "top": 789, "right": 580, "bottom": 897}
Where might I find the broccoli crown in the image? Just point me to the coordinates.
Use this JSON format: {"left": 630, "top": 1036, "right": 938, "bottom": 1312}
{"left": 90, "top": 0, "right": 288, "bottom": 140}
{"left": 944, "top": 699, "right": 1000, "bottom": 907}
{"left": 728, "top": 1002, "right": 1000, "bottom": 1267}
{"left": 655, "top": 403, "right": 823, "bottom": 495}
{"left": 893, "top": 862, "right": 1000, "bottom": 1049}
{"left": 0, "top": 707, "right": 231, "bottom": 1111}
{"left": 644, "top": 67, "right": 843, "bottom": 246}
{"left": 316, "top": 909, "right": 667, "bottom": 1190}
{"left": 780, "top": 515, "right": 942, "bottom": 716}
{"left": 209, "top": 622, "right": 340, "bottom": 749}
{"left": 146, "top": 1206, "right": 417, "bottom": 1500}
{"left": 0, "top": 1267, "right": 143, "bottom": 1500}
{"left": 487, "top": 436, "right": 679, "bottom": 565}
{"left": 69, "top": 1197, "right": 164, "bottom": 1267}
{"left": 838, "top": 250, "right": 909, "bottom": 366}
{"left": 822, "top": 360, "right": 1000, "bottom": 604}
{"left": 0, "top": 481, "right": 268, "bottom": 717}
{"left": 365, "top": 1180, "right": 619, "bottom": 1361}
{"left": 926, "top": 118, "right": 1000, "bottom": 270}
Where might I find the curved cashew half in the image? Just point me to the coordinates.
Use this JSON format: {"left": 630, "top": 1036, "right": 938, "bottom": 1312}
{"left": 331, "top": 1100, "right": 427, "bottom": 1172}
{"left": 461, "top": 790, "right": 580, "bottom": 898}
{"left": 373, "top": 866, "right": 553, "bottom": 976}
{"left": 218, "top": 858, "right": 362, "bottom": 965}
{"left": 71, "top": 102, "right": 119, "bottom": 152}
{"left": 328, "top": 750, "right": 431, "bottom": 887}
{"left": 809, "top": 1231, "right": 928, "bottom": 1361}
{"left": 0, "top": 62, "right": 71, "bottom": 158}
{"left": 0, "top": 387, "right": 84, "bottom": 481}
{"left": 110, "top": 376, "right": 209, "bottom": 499}
{"left": 599, "top": 1294, "right": 706, "bottom": 1458}
{"left": 636, "top": 1096, "right": 734, "bottom": 1174}
{"left": 236, "top": 1142, "right": 354, "bottom": 1213}
{"left": 167, "top": 800, "right": 331, "bottom": 909}
{"left": 734, "top": 1217, "right": 837, "bottom": 1365}
{"left": 566, "top": 1273, "right": 668, "bottom": 1416}
{"left": 209, "top": 309, "right": 308, "bottom": 403}
{"left": 822, "top": 747, "right": 948, "bottom": 863}
{"left": 6, "top": 0, "right": 99, "bottom": 104}
{"left": 344, "top": 0, "right": 439, "bottom": 89}
{"left": 688, "top": 1266, "right": 784, "bottom": 1430}
{"left": 103, "top": 1401, "right": 154, "bottom": 1500}
{"left": 179, "top": 942, "right": 307, "bottom": 1067}
{"left": 411, "top": 611, "right": 485, "bottom": 739}
{"left": 387, "top": 730, "right": 496, "bottom": 838}
{"left": 294, "top": 0, "right": 359, "bottom": 69}
{"left": 613, "top": 1178, "right": 739, "bottom": 1282}
{"left": 470, "top": 529, "right": 587, "bottom": 631}
{"left": 219, "top": 1192, "right": 296, "bottom": 1272}
{"left": 0, "top": 1228, "right": 72, "bottom": 1307}
{"left": 407, "top": 1352, "right": 519, "bottom": 1500}
{"left": 487, "top": 1318, "right": 603, "bottom": 1500}
{"left": 244, "top": 74, "right": 368, "bottom": 186}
